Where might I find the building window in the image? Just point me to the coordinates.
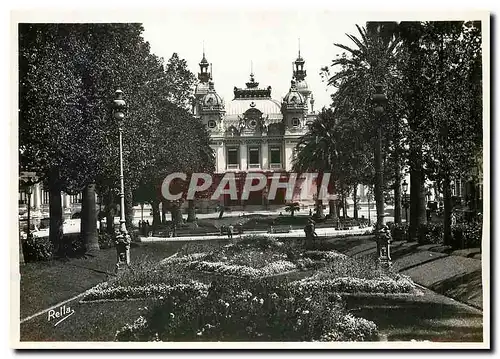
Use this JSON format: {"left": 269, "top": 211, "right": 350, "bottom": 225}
{"left": 70, "top": 193, "right": 82, "bottom": 204}
{"left": 270, "top": 147, "right": 281, "bottom": 168}
{"left": 227, "top": 148, "right": 239, "bottom": 169}
{"left": 42, "top": 189, "right": 49, "bottom": 205}
{"left": 292, "top": 118, "right": 299, "bottom": 127}
{"left": 208, "top": 120, "right": 216, "bottom": 128}
{"left": 248, "top": 147, "right": 260, "bottom": 168}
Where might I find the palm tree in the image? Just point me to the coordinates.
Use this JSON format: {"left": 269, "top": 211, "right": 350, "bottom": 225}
{"left": 293, "top": 108, "right": 339, "bottom": 220}
{"left": 284, "top": 202, "right": 300, "bottom": 217}
{"left": 324, "top": 22, "right": 403, "bottom": 232}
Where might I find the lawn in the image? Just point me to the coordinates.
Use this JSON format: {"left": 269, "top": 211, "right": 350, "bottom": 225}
{"left": 19, "top": 241, "right": 187, "bottom": 319}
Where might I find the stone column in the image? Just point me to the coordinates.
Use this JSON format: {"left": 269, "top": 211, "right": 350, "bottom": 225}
{"left": 284, "top": 141, "right": 294, "bottom": 171}
{"left": 64, "top": 193, "right": 71, "bottom": 208}
{"left": 240, "top": 141, "right": 247, "bottom": 171}
{"left": 217, "top": 142, "right": 226, "bottom": 172}
{"left": 261, "top": 140, "right": 268, "bottom": 170}
{"left": 33, "top": 183, "right": 41, "bottom": 210}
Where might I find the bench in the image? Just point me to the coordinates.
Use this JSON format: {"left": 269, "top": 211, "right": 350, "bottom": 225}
{"left": 220, "top": 225, "right": 243, "bottom": 235}
{"left": 268, "top": 225, "right": 292, "bottom": 234}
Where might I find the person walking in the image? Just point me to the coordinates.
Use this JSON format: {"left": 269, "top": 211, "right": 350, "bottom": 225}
{"left": 171, "top": 222, "right": 177, "bottom": 238}
{"left": 227, "top": 223, "right": 234, "bottom": 239}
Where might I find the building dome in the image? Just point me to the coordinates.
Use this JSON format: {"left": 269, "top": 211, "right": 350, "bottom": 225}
{"left": 226, "top": 98, "right": 281, "bottom": 118}
{"left": 283, "top": 80, "right": 305, "bottom": 106}
{"left": 200, "top": 81, "right": 224, "bottom": 111}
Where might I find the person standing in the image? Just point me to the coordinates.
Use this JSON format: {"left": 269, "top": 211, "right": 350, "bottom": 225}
{"left": 227, "top": 224, "right": 234, "bottom": 239}
{"left": 171, "top": 222, "right": 177, "bottom": 237}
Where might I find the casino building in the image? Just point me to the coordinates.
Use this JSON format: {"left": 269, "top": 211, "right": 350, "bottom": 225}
{"left": 192, "top": 50, "right": 318, "bottom": 209}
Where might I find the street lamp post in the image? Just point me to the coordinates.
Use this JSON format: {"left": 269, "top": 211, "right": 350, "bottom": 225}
{"left": 402, "top": 179, "right": 409, "bottom": 222}
{"left": 112, "top": 90, "right": 131, "bottom": 271}
{"left": 372, "top": 83, "right": 391, "bottom": 270}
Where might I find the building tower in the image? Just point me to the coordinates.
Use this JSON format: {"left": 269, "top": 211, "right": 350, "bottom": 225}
{"left": 292, "top": 46, "right": 312, "bottom": 112}
{"left": 199, "top": 80, "right": 225, "bottom": 132}
{"left": 193, "top": 50, "right": 212, "bottom": 116}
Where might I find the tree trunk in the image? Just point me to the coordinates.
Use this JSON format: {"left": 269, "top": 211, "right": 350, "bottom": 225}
{"left": 353, "top": 184, "right": 359, "bottom": 220}
{"left": 161, "top": 199, "right": 168, "bottom": 224}
{"left": 394, "top": 158, "right": 402, "bottom": 225}
{"left": 171, "top": 203, "right": 183, "bottom": 226}
{"left": 81, "top": 183, "right": 99, "bottom": 254}
{"left": 151, "top": 199, "right": 161, "bottom": 230}
{"left": 106, "top": 208, "right": 115, "bottom": 235}
{"left": 104, "top": 190, "right": 115, "bottom": 235}
{"left": 443, "top": 177, "right": 453, "bottom": 246}
{"left": 315, "top": 199, "right": 324, "bottom": 218}
{"left": 48, "top": 168, "right": 63, "bottom": 257}
{"left": 394, "top": 172, "right": 402, "bottom": 224}
{"left": 409, "top": 147, "right": 427, "bottom": 241}
{"left": 187, "top": 199, "right": 196, "bottom": 222}
{"left": 341, "top": 191, "right": 346, "bottom": 219}
{"left": 329, "top": 200, "right": 338, "bottom": 221}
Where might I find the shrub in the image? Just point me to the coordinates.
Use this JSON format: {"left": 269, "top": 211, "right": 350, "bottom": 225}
{"left": 98, "top": 233, "right": 114, "bottom": 249}
{"left": 83, "top": 280, "right": 209, "bottom": 302}
{"left": 451, "top": 222, "right": 482, "bottom": 249}
{"left": 417, "top": 222, "right": 443, "bottom": 245}
{"left": 319, "top": 313, "right": 378, "bottom": 341}
{"left": 389, "top": 222, "right": 409, "bottom": 241}
{"left": 186, "top": 260, "right": 297, "bottom": 278}
{"left": 290, "top": 275, "right": 416, "bottom": 295}
{"left": 312, "top": 255, "right": 388, "bottom": 280}
{"left": 22, "top": 236, "right": 53, "bottom": 262}
{"left": 111, "top": 259, "right": 191, "bottom": 288}
{"left": 235, "top": 235, "right": 283, "bottom": 251}
{"left": 115, "top": 278, "right": 378, "bottom": 342}
{"left": 115, "top": 316, "right": 152, "bottom": 341}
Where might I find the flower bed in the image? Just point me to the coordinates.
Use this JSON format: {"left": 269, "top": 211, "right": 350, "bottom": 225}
{"left": 303, "top": 250, "right": 346, "bottom": 261}
{"left": 290, "top": 275, "right": 416, "bottom": 295}
{"left": 318, "top": 313, "right": 378, "bottom": 342}
{"left": 160, "top": 252, "right": 209, "bottom": 265}
{"left": 186, "top": 260, "right": 297, "bottom": 279}
{"left": 115, "top": 278, "right": 379, "bottom": 342}
{"left": 81, "top": 280, "right": 209, "bottom": 302}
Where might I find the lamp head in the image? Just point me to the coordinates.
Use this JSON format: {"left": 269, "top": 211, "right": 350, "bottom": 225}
{"left": 372, "top": 83, "right": 387, "bottom": 114}
{"left": 112, "top": 90, "right": 127, "bottom": 122}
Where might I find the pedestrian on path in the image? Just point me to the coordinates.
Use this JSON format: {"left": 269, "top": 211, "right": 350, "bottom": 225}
{"left": 227, "top": 224, "right": 234, "bottom": 239}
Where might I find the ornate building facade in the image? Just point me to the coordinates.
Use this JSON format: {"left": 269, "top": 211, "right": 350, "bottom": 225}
{"left": 192, "top": 51, "right": 317, "bottom": 209}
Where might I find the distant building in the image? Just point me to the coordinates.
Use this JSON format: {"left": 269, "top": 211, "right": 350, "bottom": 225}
{"left": 192, "top": 50, "right": 317, "bottom": 210}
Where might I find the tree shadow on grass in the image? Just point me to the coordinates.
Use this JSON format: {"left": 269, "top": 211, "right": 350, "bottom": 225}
{"left": 346, "top": 295, "right": 483, "bottom": 342}
{"left": 430, "top": 270, "right": 483, "bottom": 309}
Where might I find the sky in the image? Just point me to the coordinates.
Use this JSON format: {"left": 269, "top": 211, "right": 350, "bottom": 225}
{"left": 141, "top": 11, "right": 372, "bottom": 110}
